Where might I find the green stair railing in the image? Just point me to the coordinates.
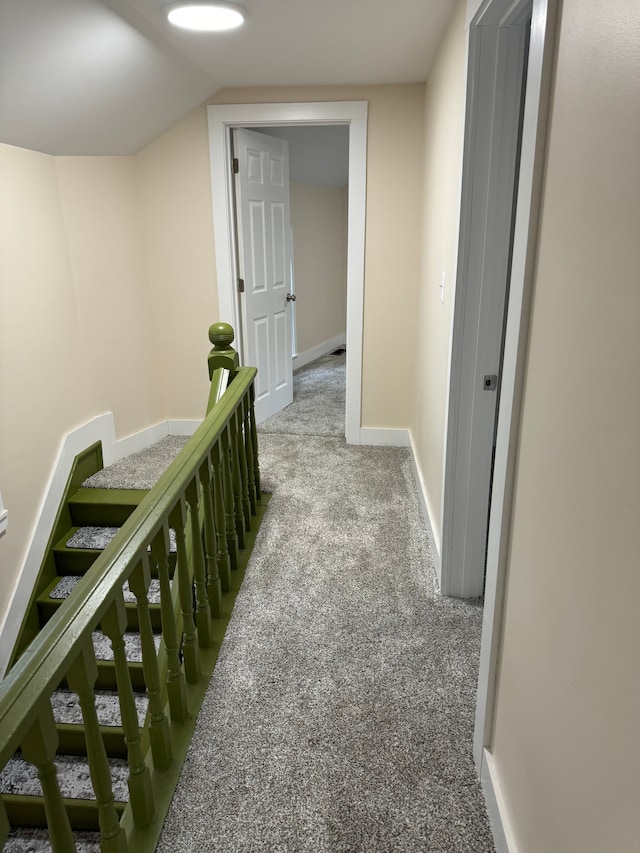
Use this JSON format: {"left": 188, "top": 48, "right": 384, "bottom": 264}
{"left": 0, "top": 323, "right": 266, "bottom": 851}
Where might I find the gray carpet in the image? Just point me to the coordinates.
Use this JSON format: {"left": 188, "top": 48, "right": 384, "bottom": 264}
{"left": 49, "top": 575, "right": 162, "bottom": 605}
{"left": 157, "top": 433, "right": 495, "bottom": 852}
{"left": 5, "top": 829, "right": 100, "bottom": 852}
{"left": 82, "top": 436, "right": 189, "bottom": 490}
{"left": 257, "top": 351, "right": 346, "bottom": 437}
{"left": 0, "top": 753, "right": 129, "bottom": 802}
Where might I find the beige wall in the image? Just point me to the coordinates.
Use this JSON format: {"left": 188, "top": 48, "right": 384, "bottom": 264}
{"left": 136, "top": 106, "right": 219, "bottom": 418}
{"left": 491, "top": 1, "right": 640, "bottom": 850}
{"left": 55, "top": 156, "right": 163, "bottom": 432}
{"left": 211, "top": 85, "right": 425, "bottom": 428}
{"left": 0, "top": 84, "right": 426, "bottom": 629}
{"left": 290, "top": 181, "right": 347, "bottom": 354}
{"left": 0, "top": 146, "right": 164, "bottom": 623}
{"left": 412, "top": 0, "right": 467, "bottom": 543}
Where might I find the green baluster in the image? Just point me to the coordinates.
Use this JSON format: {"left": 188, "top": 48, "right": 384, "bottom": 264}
{"left": 236, "top": 406, "right": 252, "bottom": 528}
{"left": 185, "top": 477, "right": 213, "bottom": 647}
{"left": 67, "top": 641, "right": 128, "bottom": 852}
{"left": 150, "top": 526, "right": 187, "bottom": 724}
{"left": 169, "top": 498, "right": 200, "bottom": 684}
{"left": 0, "top": 796, "right": 9, "bottom": 849}
{"left": 211, "top": 439, "right": 232, "bottom": 590}
{"left": 21, "top": 701, "right": 76, "bottom": 852}
{"left": 243, "top": 392, "right": 257, "bottom": 515}
{"left": 221, "top": 424, "right": 239, "bottom": 571}
{"left": 229, "top": 411, "right": 246, "bottom": 548}
{"left": 101, "top": 591, "right": 154, "bottom": 828}
{"left": 200, "top": 459, "right": 223, "bottom": 612}
{"left": 249, "top": 381, "right": 261, "bottom": 499}
{"left": 129, "top": 557, "right": 172, "bottom": 770}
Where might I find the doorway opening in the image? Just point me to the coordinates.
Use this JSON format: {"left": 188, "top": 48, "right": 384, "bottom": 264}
{"left": 207, "top": 101, "right": 367, "bottom": 445}
{"left": 238, "top": 125, "right": 350, "bottom": 434}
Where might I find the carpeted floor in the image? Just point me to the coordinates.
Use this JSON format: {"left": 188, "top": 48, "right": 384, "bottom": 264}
{"left": 257, "top": 351, "right": 346, "bottom": 437}
{"left": 19, "top": 353, "right": 494, "bottom": 850}
{"left": 157, "top": 428, "right": 495, "bottom": 852}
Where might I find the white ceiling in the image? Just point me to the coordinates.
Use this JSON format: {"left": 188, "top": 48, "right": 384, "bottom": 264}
{"left": 0, "top": 0, "right": 455, "bottom": 156}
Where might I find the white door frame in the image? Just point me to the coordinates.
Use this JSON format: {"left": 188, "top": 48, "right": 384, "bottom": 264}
{"left": 455, "top": 0, "right": 558, "bottom": 787}
{"left": 207, "top": 101, "right": 368, "bottom": 445}
{"left": 442, "top": 0, "right": 532, "bottom": 602}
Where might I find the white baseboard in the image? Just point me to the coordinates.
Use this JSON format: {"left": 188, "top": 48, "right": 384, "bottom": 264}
{"left": 103, "top": 420, "right": 169, "bottom": 466}
{"left": 0, "top": 413, "right": 185, "bottom": 679}
{"left": 358, "top": 427, "right": 410, "bottom": 447}
{"left": 407, "top": 430, "right": 442, "bottom": 584}
{"left": 481, "top": 749, "right": 517, "bottom": 853}
{"left": 293, "top": 333, "right": 346, "bottom": 371}
{"left": 168, "top": 419, "right": 202, "bottom": 436}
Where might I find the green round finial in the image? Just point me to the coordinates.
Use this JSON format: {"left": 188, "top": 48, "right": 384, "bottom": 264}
{"left": 209, "top": 322, "right": 235, "bottom": 349}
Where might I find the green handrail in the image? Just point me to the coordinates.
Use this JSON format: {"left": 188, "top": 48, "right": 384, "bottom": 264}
{"left": 0, "top": 322, "right": 262, "bottom": 850}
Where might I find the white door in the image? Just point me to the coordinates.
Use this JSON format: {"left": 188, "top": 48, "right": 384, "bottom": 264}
{"left": 442, "top": 13, "right": 531, "bottom": 598}
{"left": 234, "top": 128, "right": 293, "bottom": 423}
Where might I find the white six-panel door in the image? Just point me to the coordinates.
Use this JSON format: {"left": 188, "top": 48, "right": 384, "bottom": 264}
{"left": 234, "top": 128, "right": 293, "bottom": 423}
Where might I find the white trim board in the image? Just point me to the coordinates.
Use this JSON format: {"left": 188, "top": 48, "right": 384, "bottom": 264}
{"left": 167, "top": 419, "right": 202, "bottom": 436}
{"left": 473, "top": 0, "right": 559, "bottom": 776}
{"left": 358, "top": 427, "right": 410, "bottom": 447}
{"left": 408, "top": 431, "right": 442, "bottom": 584}
{"left": 0, "top": 414, "right": 196, "bottom": 678}
{"left": 442, "top": 0, "right": 533, "bottom": 601}
{"left": 207, "top": 101, "right": 368, "bottom": 446}
{"left": 481, "top": 749, "right": 518, "bottom": 853}
{"left": 293, "top": 333, "right": 346, "bottom": 372}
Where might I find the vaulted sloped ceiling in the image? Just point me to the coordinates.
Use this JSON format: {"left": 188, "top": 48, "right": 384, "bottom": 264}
{"left": 0, "top": 0, "right": 455, "bottom": 155}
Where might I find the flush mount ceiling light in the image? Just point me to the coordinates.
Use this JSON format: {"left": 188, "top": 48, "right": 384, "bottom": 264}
{"left": 167, "top": 2, "right": 246, "bottom": 31}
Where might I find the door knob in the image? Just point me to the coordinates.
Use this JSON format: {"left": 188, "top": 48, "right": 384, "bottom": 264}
{"left": 286, "top": 293, "right": 296, "bottom": 302}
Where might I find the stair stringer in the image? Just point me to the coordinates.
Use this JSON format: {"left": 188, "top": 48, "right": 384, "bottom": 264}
{"left": 7, "top": 442, "right": 104, "bottom": 671}
{"left": 0, "top": 415, "right": 199, "bottom": 680}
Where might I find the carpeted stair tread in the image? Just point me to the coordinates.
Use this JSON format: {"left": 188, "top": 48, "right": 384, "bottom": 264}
{"left": 82, "top": 436, "right": 189, "bottom": 491}
{"left": 0, "top": 753, "right": 129, "bottom": 802}
{"left": 49, "top": 575, "right": 162, "bottom": 605}
{"left": 92, "top": 630, "right": 160, "bottom": 663}
{"left": 51, "top": 688, "right": 148, "bottom": 728}
{"left": 65, "top": 526, "right": 177, "bottom": 553}
{"left": 4, "top": 828, "right": 101, "bottom": 852}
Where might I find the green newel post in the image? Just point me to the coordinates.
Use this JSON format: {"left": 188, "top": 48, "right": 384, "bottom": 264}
{"left": 208, "top": 322, "right": 239, "bottom": 379}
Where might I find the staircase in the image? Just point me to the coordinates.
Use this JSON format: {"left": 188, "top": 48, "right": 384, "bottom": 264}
{"left": 0, "top": 324, "right": 270, "bottom": 851}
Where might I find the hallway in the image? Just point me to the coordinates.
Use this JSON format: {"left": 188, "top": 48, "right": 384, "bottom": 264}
{"left": 157, "top": 359, "right": 494, "bottom": 851}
